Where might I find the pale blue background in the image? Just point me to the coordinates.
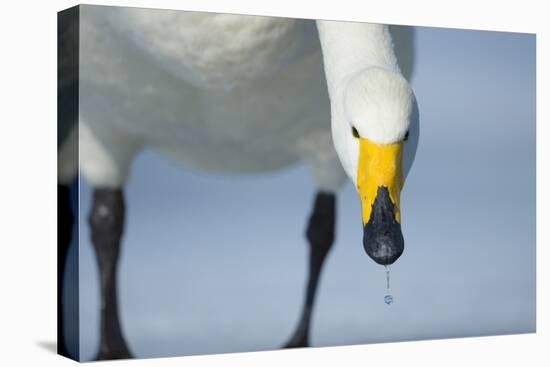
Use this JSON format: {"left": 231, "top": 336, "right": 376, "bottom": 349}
{"left": 68, "top": 25, "right": 536, "bottom": 360}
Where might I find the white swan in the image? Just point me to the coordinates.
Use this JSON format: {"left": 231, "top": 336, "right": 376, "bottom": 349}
{"left": 57, "top": 5, "right": 418, "bottom": 360}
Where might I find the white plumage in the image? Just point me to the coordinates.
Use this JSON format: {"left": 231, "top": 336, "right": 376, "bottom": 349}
{"left": 59, "top": 6, "right": 417, "bottom": 194}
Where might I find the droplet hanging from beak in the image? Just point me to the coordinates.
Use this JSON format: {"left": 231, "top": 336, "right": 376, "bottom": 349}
{"left": 384, "top": 265, "right": 394, "bottom": 305}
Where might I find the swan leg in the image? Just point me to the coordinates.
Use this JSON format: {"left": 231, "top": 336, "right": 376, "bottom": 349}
{"left": 89, "top": 188, "right": 133, "bottom": 360}
{"left": 284, "top": 191, "right": 336, "bottom": 348}
{"left": 57, "top": 123, "right": 79, "bottom": 358}
{"left": 79, "top": 122, "right": 140, "bottom": 360}
{"left": 58, "top": 183, "right": 73, "bottom": 357}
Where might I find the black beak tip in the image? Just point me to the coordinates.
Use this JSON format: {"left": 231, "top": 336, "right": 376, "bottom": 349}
{"left": 362, "top": 186, "right": 405, "bottom": 266}
{"left": 363, "top": 229, "right": 404, "bottom": 265}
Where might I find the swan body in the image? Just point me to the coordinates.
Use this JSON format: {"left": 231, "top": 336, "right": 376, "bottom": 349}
{"left": 66, "top": 7, "right": 343, "bottom": 191}
{"left": 60, "top": 6, "right": 417, "bottom": 194}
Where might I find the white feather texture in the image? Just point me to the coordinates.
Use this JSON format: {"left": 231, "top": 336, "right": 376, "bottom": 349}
{"left": 105, "top": 8, "right": 318, "bottom": 90}
{"left": 344, "top": 67, "right": 412, "bottom": 144}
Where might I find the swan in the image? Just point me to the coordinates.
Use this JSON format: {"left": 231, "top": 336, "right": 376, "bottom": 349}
{"left": 57, "top": 5, "right": 418, "bottom": 360}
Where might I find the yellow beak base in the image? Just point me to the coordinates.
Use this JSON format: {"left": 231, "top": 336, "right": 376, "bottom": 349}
{"left": 357, "top": 138, "right": 404, "bottom": 225}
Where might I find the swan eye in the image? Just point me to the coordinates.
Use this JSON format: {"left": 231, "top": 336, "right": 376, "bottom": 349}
{"left": 351, "top": 126, "right": 360, "bottom": 139}
{"left": 404, "top": 130, "right": 410, "bottom": 141}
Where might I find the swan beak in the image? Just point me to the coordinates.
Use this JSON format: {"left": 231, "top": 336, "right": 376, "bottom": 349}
{"left": 357, "top": 138, "right": 404, "bottom": 265}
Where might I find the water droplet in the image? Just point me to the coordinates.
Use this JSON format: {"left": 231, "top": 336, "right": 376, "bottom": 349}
{"left": 384, "top": 265, "right": 393, "bottom": 305}
{"left": 385, "top": 265, "right": 391, "bottom": 290}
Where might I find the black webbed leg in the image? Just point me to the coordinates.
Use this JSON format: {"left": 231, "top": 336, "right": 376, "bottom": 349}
{"left": 58, "top": 184, "right": 73, "bottom": 357}
{"left": 89, "top": 188, "right": 132, "bottom": 360}
{"left": 284, "top": 192, "right": 336, "bottom": 348}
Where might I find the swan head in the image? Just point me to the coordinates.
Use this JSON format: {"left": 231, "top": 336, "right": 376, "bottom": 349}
{"left": 336, "top": 67, "right": 414, "bottom": 265}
